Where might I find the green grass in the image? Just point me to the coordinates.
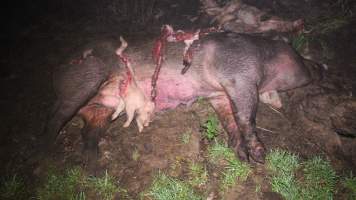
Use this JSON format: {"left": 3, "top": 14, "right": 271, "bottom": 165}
{"left": 208, "top": 141, "right": 235, "bottom": 163}
{"left": 266, "top": 149, "right": 300, "bottom": 200}
{"left": 300, "top": 157, "right": 337, "bottom": 200}
{"left": 208, "top": 142, "right": 251, "bottom": 190}
{"left": 202, "top": 115, "right": 219, "bottom": 141}
{"left": 270, "top": 174, "right": 300, "bottom": 200}
{"left": 343, "top": 173, "right": 356, "bottom": 199}
{"left": 291, "top": 33, "right": 308, "bottom": 53}
{"left": 37, "top": 167, "right": 85, "bottom": 200}
{"left": 266, "top": 149, "right": 300, "bottom": 175}
{"left": 0, "top": 174, "right": 28, "bottom": 200}
{"left": 88, "top": 170, "right": 121, "bottom": 200}
{"left": 37, "top": 167, "right": 125, "bottom": 200}
{"left": 188, "top": 162, "right": 208, "bottom": 187}
{"left": 143, "top": 172, "right": 203, "bottom": 200}
{"left": 266, "top": 150, "right": 338, "bottom": 200}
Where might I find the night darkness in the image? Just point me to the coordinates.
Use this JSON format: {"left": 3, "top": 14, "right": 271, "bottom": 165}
{"left": 1, "top": 0, "right": 356, "bottom": 199}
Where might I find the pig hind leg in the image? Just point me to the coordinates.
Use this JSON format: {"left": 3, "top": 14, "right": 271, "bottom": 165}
{"left": 79, "top": 105, "right": 113, "bottom": 172}
{"left": 209, "top": 95, "right": 249, "bottom": 162}
{"left": 42, "top": 99, "right": 85, "bottom": 151}
{"left": 259, "top": 90, "right": 282, "bottom": 108}
{"left": 223, "top": 79, "right": 266, "bottom": 163}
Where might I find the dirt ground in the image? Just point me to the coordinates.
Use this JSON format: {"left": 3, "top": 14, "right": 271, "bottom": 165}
{"left": 1, "top": 0, "right": 355, "bottom": 199}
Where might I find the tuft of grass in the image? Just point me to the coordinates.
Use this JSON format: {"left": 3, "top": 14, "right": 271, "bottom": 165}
{"left": 291, "top": 33, "right": 308, "bottom": 53}
{"left": 221, "top": 158, "right": 251, "bottom": 189}
{"left": 37, "top": 167, "right": 85, "bottom": 200}
{"left": 270, "top": 174, "right": 300, "bottom": 200}
{"left": 0, "top": 174, "right": 28, "bottom": 200}
{"left": 266, "top": 149, "right": 300, "bottom": 175}
{"left": 266, "top": 150, "right": 338, "bottom": 200}
{"left": 266, "top": 149, "right": 300, "bottom": 200}
{"left": 88, "top": 170, "right": 120, "bottom": 200}
{"left": 143, "top": 172, "right": 203, "bottom": 200}
{"left": 343, "top": 173, "right": 356, "bottom": 192}
{"left": 208, "top": 141, "right": 235, "bottom": 163}
{"left": 343, "top": 173, "right": 356, "bottom": 199}
{"left": 37, "top": 167, "right": 125, "bottom": 200}
{"left": 188, "top": 162, "right": 208, "bottom": 187}
{"left": 208, "top": 142, "right": 251, "bottom": 190}
{"left": 202, "top": 115, "right": 219, "bottom": 141}
{"left": 301, "top": 157, "right": 337, "bottom": 200}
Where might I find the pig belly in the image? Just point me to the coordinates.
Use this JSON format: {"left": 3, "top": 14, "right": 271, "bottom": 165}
{"left": 138, "top": 68, "right": 204, "bottom": 111}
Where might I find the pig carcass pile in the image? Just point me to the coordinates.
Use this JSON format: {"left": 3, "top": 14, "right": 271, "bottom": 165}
{"left": 200, "top": 0, "right": 304, "bottom": 33}
{"left": 44, "top": 9, "right": 321, "bottom": 169}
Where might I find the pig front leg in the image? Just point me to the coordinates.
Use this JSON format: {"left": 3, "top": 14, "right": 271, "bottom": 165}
{"left": 111, "top": 98, "right": 125, "bottom": 120}
{"left": 223, "top": 80, "right": 266, "bottom": 163}
{"left": 123, "top": 105, "right": 135, "bottom": 128}
{"left": 209, "top": 95, "right": 249, "bottom": 162}
{"left": 135, "top": 118, "right": 144, "bottom": 133}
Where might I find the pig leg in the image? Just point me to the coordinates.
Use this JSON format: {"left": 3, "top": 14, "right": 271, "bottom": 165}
{"left": 223, "top": 80, "right": 266, "bottom": 163}
{"left": 42, "top": 98, "right": 89, "bottom": 151}
{"left": 111, "top": 98, "right": 125, "bottom": 120}
{"left": 123, "top": 105, "right": 135, "bottom": 128}
{"left": 136, "top": 117, "right": 144, "bottom": 132}
{"left": 257, "top": 18, "right": 304, "bottom": 33}
{"left": 259, "top": 90, "right": 282, "bottom": 108}
{"left": 79, "top": 104, "right": 113, "bottom": 172}
{"left": 209, "top": 95, "right": 249, "bottom": 161}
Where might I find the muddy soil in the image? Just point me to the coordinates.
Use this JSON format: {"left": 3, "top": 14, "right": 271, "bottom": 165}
{"left": 1, "top": 0, "right": 356, "bottom": 199}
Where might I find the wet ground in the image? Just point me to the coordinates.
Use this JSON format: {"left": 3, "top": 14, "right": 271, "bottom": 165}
{"left": 1, "top": 0, "right": 356, "bottom": 199}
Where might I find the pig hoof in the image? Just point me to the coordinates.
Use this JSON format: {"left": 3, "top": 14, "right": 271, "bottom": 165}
{"left": 123, "top": 123, "right": 130, "bottom": 128}
{"left": 236, "top": 148, "right": 249, "bottom": 162}
{"left": 248, "top": 145, "right": 266, "bottom": 164}
{"left": 232, "top": 143, "right": 249, "bottom": 162}
{"left": 82, "top": 149, "right": 99, "bottom": 175}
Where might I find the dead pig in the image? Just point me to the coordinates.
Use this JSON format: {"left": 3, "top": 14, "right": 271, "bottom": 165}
{"left": 42, "top": 38, "right": 153, "bottom": 170}
{"left": 200, "top": 0, "right": 304, "bottom": 33}
{"left": 129, "top": 32, "right": 321, "bottom": 163}
{"left": 42, "top": 42, "right": 121, "bottom": 169}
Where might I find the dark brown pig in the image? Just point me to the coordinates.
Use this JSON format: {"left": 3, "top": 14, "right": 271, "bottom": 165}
{"left": 127, "top": 32, "right": 319, "bottom": 163}
{"left": 42, "top": 40, "right": 121, "bottom": 169}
